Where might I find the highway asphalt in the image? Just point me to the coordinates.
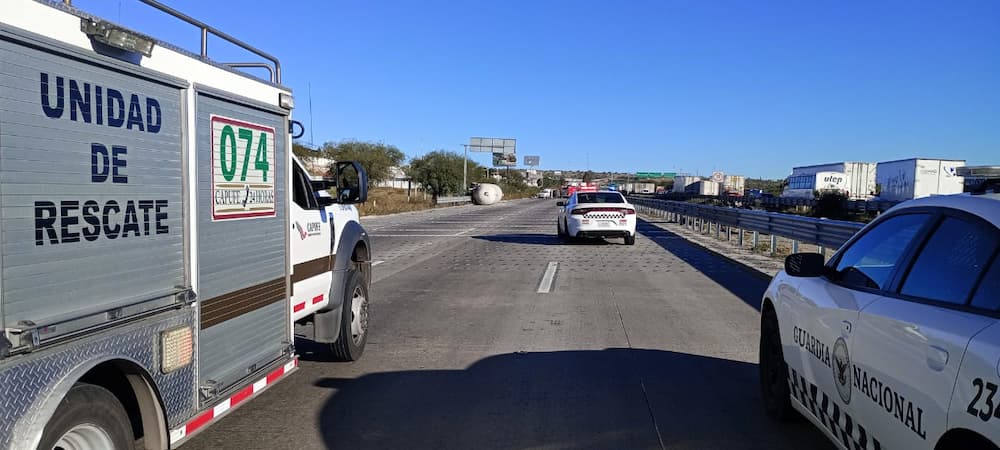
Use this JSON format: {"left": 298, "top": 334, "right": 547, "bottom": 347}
{"left": 183, "top": 198, "right": 833, "bottom": 450}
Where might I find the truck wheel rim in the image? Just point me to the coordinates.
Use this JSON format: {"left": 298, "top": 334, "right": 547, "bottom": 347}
{"left": 54, "top": 424, "right": 115, "bottom": 450}
{"left": 350, "top": 286, "right": 369, "bottom": 345}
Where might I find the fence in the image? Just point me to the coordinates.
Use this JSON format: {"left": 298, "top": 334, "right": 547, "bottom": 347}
{"left": 436, "top": 196, "right": 472, "bottom": 206}
{"left": 631, "top": 193, "right": 899, "bottom": 213}
{"left": 628, "top": 197, "right": 865, "bottom": 256}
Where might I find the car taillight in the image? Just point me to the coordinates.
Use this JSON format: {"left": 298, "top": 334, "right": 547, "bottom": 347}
{"left": 571, "top": 208, "right": 589, "bottom": 215}
{"left": 621, "top": 208, "right": 635, "bottom": 215}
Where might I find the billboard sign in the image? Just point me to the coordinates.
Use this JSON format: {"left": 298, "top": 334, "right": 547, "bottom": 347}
{"left": 524, "top": 155, "right": 539, "bottom": 166}
{"left": 493, "top": 152, "right": 517, "bottom": 166}
{"left": 469, "top": 137, "right": 516, "bottom": 154}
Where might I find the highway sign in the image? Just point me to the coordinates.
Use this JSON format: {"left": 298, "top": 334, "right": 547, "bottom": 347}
{"left": 635, "top": 172, "right": 675, "bottom": 179}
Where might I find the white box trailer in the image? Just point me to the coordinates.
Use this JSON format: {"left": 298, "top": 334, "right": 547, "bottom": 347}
{"left": 790, "top": 161, "right": 877, "bottom": 200}
{"left": 685, "top": 180, "right": 720, "bottom": 196}
{"left": 0, "top": 1, "right": 374, "bottom": 449}
{"left": 672, "top": 175, "right": 701, "bottom": 193}
{"left": 876, "top": 158, "right": 966, "bottom": 202}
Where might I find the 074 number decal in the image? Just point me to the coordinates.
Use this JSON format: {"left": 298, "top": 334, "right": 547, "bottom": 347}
{"left": 219, "top": 125, "right": 269, "bottom": 182}
{"left": 967, "top": 378, "right": 1000, "bottom": 421}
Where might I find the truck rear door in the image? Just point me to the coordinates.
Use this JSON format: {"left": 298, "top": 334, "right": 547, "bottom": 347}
{"left": 194, "top": 88, "right": 290, "bottom": 400}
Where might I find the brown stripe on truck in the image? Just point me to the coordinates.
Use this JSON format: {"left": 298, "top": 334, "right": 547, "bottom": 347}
{"left": 290, "top": 255, "right": 333, "bottom": 285}
{"left": 200, "top": 278, "right": 287, "bottom": 329}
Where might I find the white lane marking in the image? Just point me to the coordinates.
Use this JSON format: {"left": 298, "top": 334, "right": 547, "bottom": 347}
{"left": 370, "top": 234, "right": 465, "bottom": 237}
{"left": 537, "top": 262, "right": 559, "bottom": 294}
{"left": 371, "top": 260, "right": 384, "bottom": 267}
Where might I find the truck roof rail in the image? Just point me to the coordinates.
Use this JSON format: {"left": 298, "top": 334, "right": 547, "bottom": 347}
{"left": 64, "top": 0, "right": 281, "bottom": 84}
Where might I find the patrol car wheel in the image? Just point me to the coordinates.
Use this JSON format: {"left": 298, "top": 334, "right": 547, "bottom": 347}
{"left": 331, "top": 269, "right": 369, "bottom": 361}
{"left": 760, "top": 308, "right": 794, "bottom": 421}
{"left": 40, "top": 383, "right": 133, "bottom": 450}
{"left": 624, "top": 234, "right": 635, "bottom": 245}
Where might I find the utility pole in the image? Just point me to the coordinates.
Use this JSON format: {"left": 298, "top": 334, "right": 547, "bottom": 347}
{"left": 462, "top": 144, "right": 468, "bottom": 191}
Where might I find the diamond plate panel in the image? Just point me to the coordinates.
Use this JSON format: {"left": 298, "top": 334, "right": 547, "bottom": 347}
{"left": 0, "top": 308, "right": 197, "bottom": 449}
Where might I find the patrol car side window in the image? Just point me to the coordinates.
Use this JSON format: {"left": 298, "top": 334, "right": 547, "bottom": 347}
{"left": 970, "top": 256, "right": 1000, "bottom": 311}
{"left": 900, "top": 217, "right": 999, "bottom": 306}
{"left": 831, "top": 213, "right": 931, "bottom": 290}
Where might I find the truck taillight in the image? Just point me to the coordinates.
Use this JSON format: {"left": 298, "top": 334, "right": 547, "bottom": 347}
{"left": 161, "top": 327, "right": 193, "bottom": 373}
{"left": 571, "top": 208, "right": 589, "bottom": 215}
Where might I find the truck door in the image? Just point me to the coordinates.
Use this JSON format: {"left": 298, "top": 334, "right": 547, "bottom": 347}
{"left": 195, "top": 90, "right": 290, "bottom": 401}
{"left": 289, "top": 160, "right": 333, "bottom": 321}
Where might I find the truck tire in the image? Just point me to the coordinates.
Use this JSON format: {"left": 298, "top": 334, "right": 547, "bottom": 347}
{"left": 39, "top": 383, "right": 133, "bottom": 450}
{"left": 331, "top": 269, "right": 369, "bottom": 361}
{"left": 760, "top": 308, "right": 795, "bottom": 421}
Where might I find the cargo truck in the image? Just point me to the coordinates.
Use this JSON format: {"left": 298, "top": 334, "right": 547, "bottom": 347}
{"left": 875, "top": 158, "right": 966, "bottom": 202}
{"left": 0, "top": 1, "right": 373, "bottom": 448}
{"left": 789, "top": 161, "right": 876, "bottom": 200}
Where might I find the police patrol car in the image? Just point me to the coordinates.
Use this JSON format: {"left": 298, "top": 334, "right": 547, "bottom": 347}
{"left": 760, "top": 192, "right": 1000, "bottom": 449}
{"left": 556, "top": 191, "right": 637, "bottom": 245}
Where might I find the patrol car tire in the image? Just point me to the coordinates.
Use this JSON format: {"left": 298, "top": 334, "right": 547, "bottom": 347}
{"left": 760, "top": 309, "right": 795, "bottom": 421}
{"left": 39, "top": 383, "right": 134, "bottom": 450}
{"left": 624, "top": 234, "right": 635, "bottom": 245}
{"left": 331, "top": 269, "right": 369, "bottom": 361}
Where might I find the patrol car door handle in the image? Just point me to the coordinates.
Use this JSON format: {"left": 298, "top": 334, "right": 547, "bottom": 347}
{"left": 927, "top": 345, "right": 949, "bottom": 372}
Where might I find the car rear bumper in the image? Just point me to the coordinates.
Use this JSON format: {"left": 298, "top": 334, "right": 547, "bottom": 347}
{"left": 567, "top": 219, "right": 636, "bottom": 238}
{"left": 575, "top": 229, "right": 632, "bottom": 238}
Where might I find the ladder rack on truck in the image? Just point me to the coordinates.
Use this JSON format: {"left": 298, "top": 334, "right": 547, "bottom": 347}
{"left": 0, "top": 1, "right": 373, "bottom": 449}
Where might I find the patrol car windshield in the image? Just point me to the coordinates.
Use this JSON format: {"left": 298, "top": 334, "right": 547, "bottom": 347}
{"left": 576, "top": 193, "right": 625, "bottom": 204}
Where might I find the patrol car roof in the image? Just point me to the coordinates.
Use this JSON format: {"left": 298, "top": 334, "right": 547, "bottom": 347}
{"left": 892, "top": 194, "right": 1000, "bottom": 227}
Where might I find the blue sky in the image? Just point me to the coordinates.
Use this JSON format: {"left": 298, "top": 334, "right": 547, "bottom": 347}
{"left": 75, "top": 0, "right": 999, "bottom": 179}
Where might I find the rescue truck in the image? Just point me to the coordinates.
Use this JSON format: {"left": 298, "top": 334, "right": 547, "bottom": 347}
{"left": 0, "top": 1, "right": 373, "bottom": 448}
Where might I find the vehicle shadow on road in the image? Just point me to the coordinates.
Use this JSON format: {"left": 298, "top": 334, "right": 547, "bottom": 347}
{"left": 312, "top": 348, "right": 831, "bottom": 450}
{"left": 472, "top": 233, "right": 617, "bottom": 246}
{"left": 636, "top": 219, "right": 768, "bottom": 311}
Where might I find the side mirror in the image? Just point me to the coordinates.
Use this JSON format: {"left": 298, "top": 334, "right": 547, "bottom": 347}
{"left": 785, "top": 253, "right": 825, "bottom": 278}
{"left": 556, "top": 201, "right": 565, "bottom": 206}
{"left": 316, "top": 195, "right": 336, "bottom": 207}
{"left": 335, "top": 161, "right": 368, "bottom": 204}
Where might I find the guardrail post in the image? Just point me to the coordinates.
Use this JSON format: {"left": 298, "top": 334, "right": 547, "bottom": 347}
{"left": 770, "top": 234, "right": 777, "bottom": 257}
{"left": 738, "top": 228, "right": 744, "bottom": 247}
{"left": 752, "top": 231, "right": 759, "bottom": 250}
{"left": 715, "top": 222, "right": 720, "bottom": 238}
{"left": 792, "top": 240, "right": 799, "bottom": 254}
{"left": 727, "top": 225, "right": 732, "bottom": 242}
{"left": 819, "top": 246, "right": 826, "bottom": 257}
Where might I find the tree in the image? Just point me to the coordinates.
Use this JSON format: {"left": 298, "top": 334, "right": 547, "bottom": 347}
{"left": 408, "top": 150, "right": 485, "bottom": 197}
{"left": 582, "top": 171, "right": 594, "bottom": 184}
{"left": 320, "top": 140, "right": 405, "bottom": 189}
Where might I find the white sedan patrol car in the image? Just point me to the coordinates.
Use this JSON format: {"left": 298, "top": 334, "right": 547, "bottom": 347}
{"left": 557, "top": 191, "right": 637, "bottom": 245}
{"left": 760, "top": 193, "right": 1000, "bottom": 450}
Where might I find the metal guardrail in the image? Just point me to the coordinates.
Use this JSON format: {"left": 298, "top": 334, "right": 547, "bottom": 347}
{"left": 628, "top": 197, "right": 866, "bottom": 252}
{"left": 436, "top": 196, "right": 472, "bottom": 206}
{"left": 631, "top": 193, "right": 899, "bottom": 213}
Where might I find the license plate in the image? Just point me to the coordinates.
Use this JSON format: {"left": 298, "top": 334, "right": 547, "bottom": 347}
{"left": 598, "top": 221, "right": 613, "bottom": 228}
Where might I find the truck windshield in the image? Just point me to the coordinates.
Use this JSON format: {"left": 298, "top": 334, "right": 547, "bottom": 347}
{"left": 576, "top": 193, "right": 625, "bottom": 204}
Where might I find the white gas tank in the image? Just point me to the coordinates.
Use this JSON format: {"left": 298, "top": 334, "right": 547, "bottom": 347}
{"left": 472, "top": 183, "right": 503, "bottom": 205}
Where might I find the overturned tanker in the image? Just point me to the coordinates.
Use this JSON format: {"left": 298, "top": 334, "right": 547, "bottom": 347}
{"left": 472, "top": 183, "right": 503, "bottom": 205}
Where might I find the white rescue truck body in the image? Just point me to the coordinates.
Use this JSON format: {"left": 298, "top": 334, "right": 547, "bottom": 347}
{"left": 0, "top": 1, "right": 372, "bottom": 448}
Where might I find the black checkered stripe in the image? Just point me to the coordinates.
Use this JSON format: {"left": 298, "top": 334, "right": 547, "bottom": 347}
{"left": 789, "top": 368, "right": 883, "bottom": 450}
{"left": 585, "top": 213, "right": 625, "bottom": 219}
